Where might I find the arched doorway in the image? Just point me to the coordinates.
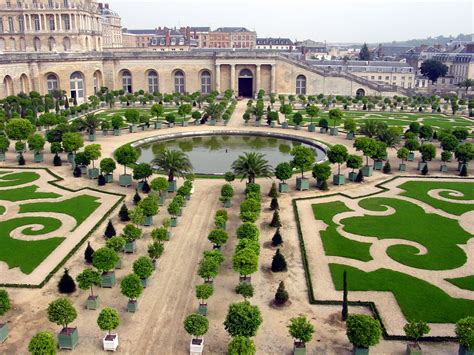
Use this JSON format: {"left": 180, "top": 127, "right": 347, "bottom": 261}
{"left": 238, "top": 69, "right": 253, "bottom": 97}
{"left": 70, "top": 71, "right": 84, "bottom": 102}
{"left": 20, "top": 74, "right": 30, "bottom": 93}
{"left": 356, "top": 88, "right": 366, "bottom": 97}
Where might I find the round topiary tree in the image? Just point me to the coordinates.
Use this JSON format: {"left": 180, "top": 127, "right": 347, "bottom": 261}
{"left": 76, "top": 268, "right": 101, "bottom": 300}
{"left": 235, "top": 282, "right": 254, "bottom": 299}
{"left": 224, "top": 301, "right": 262, "bottom": 337}
{"left": 288, "top": 316, "right": 315, "bottom": 351}
{"left": 97, "top": 307, "right": 120, "bottom": 336}
{"left": 291, "top": 146, "right": 315, "bottom": 180}
{"left": 233, "top": 248, "right": 258, "bottom": 281}
{"left": 92, "top": 247, "right": 119, "bottom": 274}
{"left": 346, "top": 314, "right": 382, "bottom": 350}
{"left": 120, "top": 273, "right": 143, "bottom": 311}
{"left": 132, "top": 256, "right": 154, "bottom": 284}
{"left": 228, "top": 336, "right": 256, "bottom": 355}
{"left": 184, "top": 313, "right": 209, "bottom": 348}
{"left": 208, "top": 229, "right": 229, "bottom": 249}
{"left": 28, "top": 331, "right": 57, "bottom": 355}
{"left": 47, "top": 298, "right": 78, "bottom": 332}
{"left": 236, "top": 222, "right": 260, "bottom": 242}
{"left": 456, "top": 316, "right": 474, "bottom": 353}
{"left": 404, "top": 320, "right": 430, "bottom": 350}
{"left": 115, "top": 144, "right": 139, "bottom": 176}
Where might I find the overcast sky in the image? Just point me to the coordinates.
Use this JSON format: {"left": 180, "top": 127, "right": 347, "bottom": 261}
{"left": 106, "top": 0, "right": 473, "bottom": 43}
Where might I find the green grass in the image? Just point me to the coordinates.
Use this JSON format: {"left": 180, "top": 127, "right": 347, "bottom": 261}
{"left": 340, "top": 197, "right": 471, "bottom": 270}
{"left": 330, "top": 263, "right": 474, "bottom": 323}
{"left": 399, "top": 181, "right": 474, "bottom": 216}
{"left": 312, "top": 201, "right": 373, "bottom": 262}
{"left": 0, "top": 216, "right": 64, "bottom": 274}
{"left": 0, "top": 172, "right": 40, "bottom": 187}
{"left": 0, "top": 185, "right": 60, "bottom": 202}
{"left": 0, "top": 205, "right": 5, "bottom": 215}
{"left": 20, "top": 195, "right": 101, "bottom": 226}
{"left": 447, "top": 275, "right": 474, "bottom": 291}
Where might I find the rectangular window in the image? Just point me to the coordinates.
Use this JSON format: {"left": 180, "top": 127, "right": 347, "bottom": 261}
{"left": 0, "top": 18, "right": 3, "bottom": 33}
{"left": 33, "top": 15, "right": 40, "bottom": 31}
{"left": 378, "top": 76, "right": 382, "bottom": 80}
{"left": 385, "top": 76, "right": 389, "bottom": 80}
{"left": 8, "top": 17, "right": 14, "bottom": 32}
{"left": 49, "top": 16, "right": 55, "bottom": 31}
{"left": 63, "top": 0, "right": 69, "bottom": 7}
{"left": 63, "top": 15, "right": 70, "bottom": 30}
{"left": 48, "top": 0, "right": 53, "bottom": 7}
{"left": 371, "top": 76, "right": 375, "bottom": 80}
{"left": 18, "top": 16, "right": 24, "bottom": 32}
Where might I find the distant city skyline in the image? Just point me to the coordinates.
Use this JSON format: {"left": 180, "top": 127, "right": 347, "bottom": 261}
{"left": 105, "top": 0, "right": 472, "bottom": 43}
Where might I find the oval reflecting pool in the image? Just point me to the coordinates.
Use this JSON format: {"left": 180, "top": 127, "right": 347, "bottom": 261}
{"left": 136, "top": 133, "right": 327, "bottom": 175}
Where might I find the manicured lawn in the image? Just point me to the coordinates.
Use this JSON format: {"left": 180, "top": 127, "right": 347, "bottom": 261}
{"left": 399, "top": 181, "right": 474, "bottom": 216}
{"left": 20, "top": 195, "right": 101, "bottom": 226}
{"left": 0, "top": 205, "right": 5, "bottom": 215}
{"left": 330, "top": 263, "right": 474, "bottom": 323}
{"left": 447, "top": 275, "right": 474, "bottom": 291}
{"left": 312, "top": 201, "right": 372, "bottom": 262}
{"left": 0, "top": 185, "right": 60, "bottom": 202}
{"left": 0, "top": 172, "right": 40, "bottom": 187}
{"left": 0, "top": 216, "right": 64, "bottom": 274}
{"left": 341, "top": 197, "right": 471, "bottom": 270}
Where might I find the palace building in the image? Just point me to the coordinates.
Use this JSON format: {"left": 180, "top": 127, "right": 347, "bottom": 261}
{"left": 0, "top": 0, "right": 412, "bottom": 101}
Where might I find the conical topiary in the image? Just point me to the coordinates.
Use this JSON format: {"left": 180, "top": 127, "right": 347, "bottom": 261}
{"left": 271, "top": 249, "right": 287, "bottom": 272}
{"left": 383, "top": 161, "right": 391, "bottom": 174}
{"left": 98, "top": 174, "right": 106, "bottom": 186}
{"left": 84, "top": 241, "right": 94, "bottom": 263}
{"left": 270, "top": 210, "right": 282, "bottom": 228}
{"left": 268, "top": 182, "right": 278, "bottom": 198}
{"left": 272, "top": 228, "right": 283, "bottom": 247}
{"left": 18, "top": 154, "right": 25, "bottom": 166}
{"left": 133, "top": 190, "right": 141, "bottom": 205}
{"left": 104, "top": 220, "right": 116, "bottom": 239}
{"left": 53, "top": 154, "right": 62, "bottom": 166}
{"left": 320, "top": 179, "right": 329, "bottom": 190}
{"left": 73, "top": 166, "right": 81, "bottom": 178}
{"left": 58, "top": 268, "right": 76, "bottom": 294}
{"left": 355, "top": 170, "right": 364, "bottom": 183}
{"left": 460, "top": 164, "right": 468, "bottom": 177}
{"left": 421, "top": 164, "right": 428, "bottom": 176}
{"left": 274, "top": 281, "right": 289, "bottom": 305}
{"left": 270, "top": 197, "right": 279, "bottom": 211}
{"left": 142, "top": 180, "right": 150, "bottom": 193}
{"left": 119, "top": 203, "right": 130, "bottom": 222}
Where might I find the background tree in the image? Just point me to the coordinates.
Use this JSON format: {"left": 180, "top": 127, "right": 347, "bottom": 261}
{"left": 28, "top": 331, "right": 57, "bottom": 355}
{"left": 359, "top": 43, "right": 371, "bottom": 60}
{"left": 305, "top": 105, "right": 320, "bottom": 126}
{"left": 233, "top": 249, "right": 258, "bottom": 279}
{"left": 275, "top": 162, "right": 293, "bottom": 184}
{"left": 224, "top": 301, "right": 263, "bottom": 337}
{"left": 115, "top": 144, "right": 139, "bottom": 175}
{"left": 328, "top": 108, "right": 343, "bottom": 129}
{"left": 420, "top": 59, "right": 448, "bottom": 83}
{"left": 183, "top": 314, "right": 209, "bottom": 339}
{"left": 328, "top": 144, "right": 349, "bottom": 176}
{"left": 120, "top": 273, "right": 143, "bottom": 302}
{"left": 92, "top": 247, "right": 119, "bottom": 274}
{"left": 312, "top": 163, "right": 331, "bottom": 189}
{"left": 133, "top": 256, "right": 154, "bottom": 281}
{"left": 28, "top": 134, "right": 46, "bottom": 154}
{"left": 152, "top": 149, "right": 192, "bottom": 182}
{"left": 404, "top": 320, "right": 430, "bottom": 347}
{"left": 208, "top": 229, "right": 229, "bottom": 248}
{"left": 419, "top": 144, "right": 436, "bottom": 163}
{"left": 62, "top": 132, "right": 84, "bottom": 155}
{"left": 58, "top": 268, "right": 76, "bottom": 294}
{"left": 84, "top": 144, "right": 101, "bottom": 170}
{"left": 288, "top": 316, "right": 315, "bottom": 347}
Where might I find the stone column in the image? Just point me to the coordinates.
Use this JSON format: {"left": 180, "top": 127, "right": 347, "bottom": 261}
{"left": 58, "top": 14, "right": 62, "bottom": 31}
{"left": 230, "top": 64, "right": 236, "bottom": 93}
{"left": 256, "top": 64, "right": 261, "bottom": 94}
{"left": 28, "top": 15, "right": 32, "bottom": 32}
{"left": 271, "top": 65, "right": 276, "bottom": 93}
{"left": 215, "top": 64, "right": 221, "bottom": 93}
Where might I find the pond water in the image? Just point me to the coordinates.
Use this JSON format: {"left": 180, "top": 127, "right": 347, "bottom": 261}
{"left": 136, "top": 134, "right": 326, "bottom": 175}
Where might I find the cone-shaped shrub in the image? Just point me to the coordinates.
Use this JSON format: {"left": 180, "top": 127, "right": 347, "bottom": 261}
{"left": 355, "top": 170, "right": 364, "bottom": 183}
{"left": 460, "top": 164, "right": 468, "bottom": 177}
{"left": 421, "top": 164, "right": 428, "bottom": 175}
{"left": 53, "top": 154, "right": 62, "bottom": 166}
{"left": 98, "top": 174, "right": 106, "bottom": 186}
{"left": 383, "top": 161, "right": 391, "bottom": 174}
{"left": 141, "top": 180, "right": 150, "bottom": 193}
{"left": 271, "top": 249, "right": 287, "bottom": 272}
{"left": 272, "top": 228, "right": 283, "bottom": 247}
{"left": 268, "top": 182, "right": 278, "bottom": 198}
{"left": 270, "top": 197, "right": 279, "bottom": 211}
{"left": 119, "top": 203, "right": 130, "bottom": 222}
{"left": 58, "top": 268, "right": 76, "bottom": 294}
{"left": 274, "top": 281, "right": 289, "bottom": 305}
{"left": 270, "top": 210, "right": 282, "bottom": 228}
{"left": 133, "top": 191, "right": 141, "bottom": 205}
{"left": 84, "top": 241, "right": 94, "bottom": 263}
{"left": 104, "top": 220, "right": 116, "bottom": 239}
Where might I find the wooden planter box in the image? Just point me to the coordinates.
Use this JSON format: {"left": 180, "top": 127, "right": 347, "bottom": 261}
{"left": 143, "top": 215, "right": 153, "bottom": 226}
{"left": 101, "top": 271, "right": 116, "bottom": 288}
{"left": 319, "top": 127, "right": 328, "bottom": 133}
{"left": 86, "top": 295, "right": 100, "bottom": 310}
{"left": 102, "top": 130, "right": 108, "bottom": 136}
{"left": 270, "top": 121, "right": 276, "bottom": 128}
{"left": 407, "top": 152, "right": 415, "bottom": 161}
{"left": 417, "top": 162, "right": 427, "bottom": 171}
{"left": 124, "top": 240, "right": 136, "bottom": 253}
{"left": 373, "top": 160, "right": 383, "bottom": 170}
{"left": 362, "top": 165, "right": 373, "bottom": 177}
{"left": 127, "top": 300, "right": 138, "bottom": 313}
{"left": 137, "top": 181, "right": 144, "bottom": 190}
{"left": 281, "top": 122, "right": 289, "bottom": 129}
{"left": 129, "top": 125, "right": 137, "bottom": 133}
{"left": 239, "top": 276, "right": 251, "bottom": 284}
{"left": 115, "top": 257, "right": 122, "bottom": 270}
{"left": 119, "top": 174, "right": 133, "bottom": 187}
{"left": 198, "top": 303, "right": 208, "bottom": 316}
{"left": 406, "top": 343, "right": 422, "bottom": 355}
{"left": 105, "top": 174, "right": 113, "bottom": 183}
{"left": 80, "top": 166, "right": 88, "bottom": 175}
{"left": 296, "top": 178, "right": 310, "bottom": 191}
{"left": 0, "top": 323, "right": 8, "bottom": 343}
{"left": 399, "top": 163, "right": 406, "bottom": 171}
{"left": 114, "top": 129, "right": 121, "bottom": 136}
{"left": 140, "top": 278, "right": 149, "bottom": 288}
{"left": 58, "top": 327, "right": 79, "bottom": 350}
{"left": 168, "top": 180, "right": 177, "bottom": 192}
{"left": 154, "top": 121, "right": 162, "bottom": 129}
{"left": 0, "top": 152, "right": 5, "bottom": 162}
{"left": 67, "top": 152, "right": 74, "bottom": 163}
{"left": 209, "top": 119, "right": 216, "bottom": 126}
{"left": 333, "top": 174, "right": 345, "bottom": 186}
{"left": 171, "top": 217, "right": 178, "bottom": 227}
{"left": 177, "top": 208, "right": 183, "bottom": 217}
{"left": 194, "top": 120, "right": 200, "bottom": 126}
{"left": 348, "top": 172, "right": 358, "bottom": 182}
{"left": 255, "top": 121, "right": 261, "bottom": 127}
{"left": 352, "top": 346, "right": 369, "bottom": 355}
{"left": 308, "top": 124, "right": 316, "bottom": 132}
{"left": 223, "top": 200, "right": 232, "bottom": 208}
{"left": 346, "top": 132, "right": 354, "bottom": 140}
{"left": 440, "top": 164, "right": 448, "bottom": 172}
{"left": 88, "top": 133, "right": 96, "bottom": 141}
{"left": 182, "top": 121, "right": 188, "bottom": 127}
{"left": 459, "top": 345, "right": 474, "bottom": 355}
{"left": 330, "top": 127, "right": 339, "bottom": 136}
{"left": 279, "top": 182, "right": 289, "bottom": 193}
{"left": 103, "top": 334, "right": 119, "bottom": 352}
{"left": 88, "top": 168, "right": 100, "bottom": 179}
{"left": 190, "top": 338, "right": 204, "bottom": 355}
{"left": 293, "top": 342, "right": 306, "bottom": 355}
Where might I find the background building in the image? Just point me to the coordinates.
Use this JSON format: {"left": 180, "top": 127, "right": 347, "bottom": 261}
{"left": 256, "top": 37, "right": 294, "bottom": 51}
{"left": 207, "top": 27, "right": 256, "bottom": 49}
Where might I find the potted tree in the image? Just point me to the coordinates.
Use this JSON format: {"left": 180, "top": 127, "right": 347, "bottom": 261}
{"left": 0, "top": 289, "right": 11, "bottom": 343}
{"left": 0, "top": 135, "right": 10, "bottom": 162}
{"left": 318, "top": 118, "right": 329, "bottom": 133}
{"left": 397, "top": 147, "right": 409, "bottom": 172}
{"left": 344, "top": 118, "right": 357, "bottom": 140}
{"left": 306, "top": 105, "right": 320, "bottom": 132}
{"left": 440, "top": 151, "right": 452, "bottom": 172}
{"left": 233, "top": 248, "right": 258, "bottom": 284}
{"left": 84, "top": 143, "right": 102, "bottom": 179}
{"left": 184, "top": 314, "right": 209, "bottom": 355}
{"left": 92, "top": 247, "right": 119, "bottom": 288}
{"left": 47, "top": 298, "right": 79, "bottom": 350}
{"left": 111, "top": 114, "right": 123, "bottom": 136}
{"left": 456, "top": 317, "right": 474, "bottom": 355}
{"left": 288, "top": 316, "right": 315, "bottom": 355}
{"left": 28, "top": 331, "right": 57, "bottom": 354}
{"left": 404, "top": 138, "right": 420, "bottom": 162}
{"left": 106, "top": 236, "right": 126, "bottom": 269}
{"left": 328, "top": 144, "right": 349, "bottom": 185}
{"left": 75, "top": 152, "right": 90, "bottom": 175}
{"left": 196, "top": 283, "right": 214, "bottom": 316}
{"left": 5, "top": 118, "right": 35, "bottom": 163}
{"left": 100, "top": 157, "right": 117, "bottom": 183}
{"left": 371, "top": 141, "right": 387, "bottom": 171}
{"left": 97, "top": 307, "right": 120, "bottom": 351}
{"left": 418, "top": 144, "right": 436, "bottom": 171}
{"left": 346, "top": 155, "right": 363, "bottom": 182}
{"left": 168, "top": 200, "right": 180, "bottom": 227}
{"left": 404, "top": 320, "right": 430, "bottom": 354}
{"left": 455, "top": 143, "right": 474, "bottom": 173}
{"left": 122, "top": 223, "right": 142, "bottom": 253}
{"left": 125, "top": 109, "right": 140, "bottom": 132}
{"left": 115, "top": 144, "right": 139, "bottom": 187}
{"left": 275, "top": 162, "right": 293, "bottom": 193}
{"left": 151, "top": 104, "right": 164, "bottom": 128}
{"left": 76, "top": 268, "right": 102, "bottom": 310}
{"left": 138, "top": 196, "right": 159, "bottom": 226}
{"left": 208, "top": 229, "right": 229, "bottom": 250}
{"left": 62, "top": 132, "right": 84, "bottom": 164}
{"left": 346, "top": 314, "right": 382, "bottom": 354}
{"left": 101, "top": 120, "right": 111, "bottom": 136}
{"left": 293, "top": 112, "right": 303, "bottom": 130}
{"left": 133, "top": 256, "right": 154, "bottom": 288}
{"left": 220, "top": 183, "right": 234, "bottom": 208}
{"left": 197, "top": 255, "right": 220, "bottom": 287}
{"left": 151, "top": 177, "right": 169, "bottom": 206}
{"left": 328, "top": 108, "right": 343, "bottom": 135}
{"left": 148, "top": 240, "right": 164, "bottom": 269}
{"left": 354, "top": 137, "right": 376, "bottom": 177}
{"left": 152, "top": 149, "right": 193, "bottom": 193}
{"left": 120, "top": 273, "right": 143, "bottom": 313}
{"left": 133, "top": 163, "right": 153, "bottom": 191}
{"left": 224, "top": 301, "right": 263, "bottom": 338}
{"left": 228, "top": 336, "right": 256, "bottom": 354}
{"left": 28, "top": 133, "right": 46, "bottom": 163}
{"left": 84, "top": 113, "right": 101, "bottom": 141}
{"left": 291, "top": 146, "right": 315, "bottom": 191}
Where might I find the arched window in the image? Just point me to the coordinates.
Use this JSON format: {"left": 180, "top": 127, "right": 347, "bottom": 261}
{"left": 356, "top": 88, "right": 366, "bottom": 97}
{"left": 20, "top": 74, "right": 29, "bottom": 93}
{"left": 4, "top": 76, "right": 14, "bottom": 96}
{"left": 33, "top": 36, "right": 41, "bottom": 51}
{"left": 296, "top": 75, "right": 306, "bottom": 95}
{"left": 63, "top": 37, "right": 71, "bottom": 51}
{"left": 19, "top": 37, "right": 26, "bottom": 51}
{"left": 239, "top": 69, "right": 253, "bottom": 77}
{"left": 0, "top": 38, "right": 5, "bottom": 52}
{"left": 46, "top": 73, "right": 59, "bottom": 93}
{"left": 93, "top": 71, "right": 102, "bottom": 94}
{"left": 70, "top": 71, "right": 84, "bottom": 100}
{"left": 174, "top": 70, "right": 185, "bottom": 93}
{"left": 122, "top": 70, "right": 132, "bottom": 93}
{"left": 85, "top": 36, "right": 89, "bottom": 51}
{"left": 200, "top": 70, "right": 211, "bottom": 94}
{"left": 9, "top": 37, "right": 15, "bottom": 51}
{"left": 48, "top": 37, "right": 56, "bottom": 51}
{"left": 148, "top": 70, "right": 158, "bottom": 93}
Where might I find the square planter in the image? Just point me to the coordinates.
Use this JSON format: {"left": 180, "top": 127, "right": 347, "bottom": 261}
{"left": 278, "top": 182, "right": 289, "bottom": 193}
{"left": 86, "top": 295, "right": 100, "bottom": 310}
{"left": 333, "top": 174, "right": 345, "bottom": 186}
{"left": 439, "top": 164, "right": 448, "bottom": 172}
{"left": 58, "top": 327, "right": 79, "bottom": 350}
{"left": 0, "top": 152, "right": 5, "bottom": 162}
{"left": 223, "top": 200, "right": 232, "bottom": 208}
{"left": 255, "top": 121, "right": 261, "bottom": 127}
{"left": 458, "top": 163, "right": 468, "bottom": 172}
{"left": 159, "top": 194, "right": 166, "bottom": 206}
{"left": 168, "top": 123, "right": 175, "bottom": 128}
{"left": 88, "top": 133, "right": 96, "bottom": 141}
{"left": 294, "top": 125, "right": 301, "bottom": 130}
{"left": 127, "top": 300, "right": 138, "bottom": 313}
{"left": 105, "top": 174, "right": 113, "bottom": 183}
{"left": 417, "top": 161, "right": 427, "bottom": 171}
{"left": 114, "top": 129, "right": 121, "bottom": 136}
{"left": 141, "top": 125, "right": 146, "bottom": 131}
{"left": 103, "top": 334, "right": 119, "bottom": 352}
{"left": 102, "top": 130, "right": 108, "bottom": 136}
{"left": 190, "top": 338, "right": 204, "bottom": 355}
{"left": 177, "top": 208, "right": 183, "bottom": 217}
{"left": 194, "top": 120, "right": 200, "bottom": 126}
{"left": 399, "top": 163, "right": 406, "bottom": 172}
{"left": 209, "top": 119, "right": 216, "bottom": 126}
{"left": 119, "top": 174, "right": 133, "bottom": 187}
{"left": 101, "top": 271, "right": 116, "bottom": 288}
{"left": 362, "top": 165, "right": 373, "bottom": 177}
{"left": 296, "top": 177, "right": 310, "bottom": 191}
{"left": 34, "top": 152, "right": 44, "bottom": 163}
{"left": 308, "top": 124, "right": 316, "bottom": 132}
{"left": 182, "top": 121, "right": 189, "bottom": 127}
{"left": 170, "top": 217, "right": 178, "bottom": 227}
{"left": 293, "top": 342, "right": 306, "bottom": 355}
{"left": 239, "top": 276, "right": 251, "bottom": 284}
{"left": 319, "top": 127, "right": 328, "bottom": 133}
{"left": 154, "top": 121, "right": 162, "bottom": 129}
{"left": 80, "top": 166, "right": 88, "bottom": 175}
{"left": 407, "top": 152, "right": 415, "bottom": 161}
{"left": 140, "top": 278, "right": 149, "bottom": 288}
{"left": 0, "top": 323, "right": 8, "bottom": 343}
{"left": 115, "top": 258, "right": 122, "bottom": 270}
{"left": 143, "top": 215, "right": 153, "bottom": 226}
{"left": 168, "top": 180, "right": 177, "bottom": 192}
{"left": 330, "top": 127, "right": 339, "bottom": 136}
{"left": 88, "top": 168, "right": 100, "bottom": 179}
{"left": 67, "top": 152, "right": 74, "bottom": 163}
{"left": 129, "top": 125, "right": 137, "bottom": 133}
{"left": 204, "top": 279, "right": 214, "bottom": 288}
{"left": 124, "top": 240, "right": 136, "bottom": 253}
{"left": 137, "top": 181, "right": 144, "bottom": 190}
{"left": 270, "top": 121, "right": 276, "bottom": 128}
{"left": 348, "top": 172, "right": 358, "bottom": 182}
{"left": 346, "top": 132, "right": 354, "bottom": 140}
{"left": 352, "top": 346, "right": 369, "bottom": 355}
{"left": 281, "top": 122, "right": 289, "bottom": 129}
{"left": 459, "top": 345, "right": 474, "bottom": 355}
{"left": 406, "top": 343, "right": 422, "bottom": 355}
{"left": 373, "top": 160, "right": 383, "bottom": 170}
{"left": 198, "top": 303, "right": 208, "bottom": 316}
